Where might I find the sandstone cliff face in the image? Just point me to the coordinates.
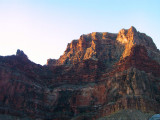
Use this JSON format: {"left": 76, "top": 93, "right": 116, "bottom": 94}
{"left": 48, "top": 32, "right": 124, "bottom": 68}
{"left": 0, "top": 27, "right": 160, "bottom": 120}
{"left": 116, "top": 26, "right": 160, "bottom": 63}
{"left": 48, "top": 26, "right": 160, "bottom": 66}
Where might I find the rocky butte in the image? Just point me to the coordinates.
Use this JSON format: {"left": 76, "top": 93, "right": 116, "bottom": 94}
{"left": 0, "top": 26, "right": 160, "bottom": 120}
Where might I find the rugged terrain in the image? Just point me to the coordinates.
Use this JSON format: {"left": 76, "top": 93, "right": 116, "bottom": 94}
{"left": 0, "top": 26, "right": 160, "bottom": 120}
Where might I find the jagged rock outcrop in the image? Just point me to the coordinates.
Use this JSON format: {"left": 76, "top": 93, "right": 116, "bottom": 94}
{"left": 48, "top": 32, "right": 123, "bottom": 67}
{"left": 117, "top": 26, "right": 159, "bottom": 61}
{"left": 0, "top": 27, "right": 160, "bottom": 120}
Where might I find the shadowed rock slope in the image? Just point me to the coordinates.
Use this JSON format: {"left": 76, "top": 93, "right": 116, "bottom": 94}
{"left": 0, "top": 27, "right": 160, "bottom": 120}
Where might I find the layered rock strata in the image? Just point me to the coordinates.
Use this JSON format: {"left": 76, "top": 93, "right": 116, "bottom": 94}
{"left": 0, "top": 26, "right": 160, "bottom": 120}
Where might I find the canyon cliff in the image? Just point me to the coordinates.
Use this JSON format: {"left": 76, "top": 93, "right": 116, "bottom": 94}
{"left": 0, "top": 26, "right": 160, "bottom": 120}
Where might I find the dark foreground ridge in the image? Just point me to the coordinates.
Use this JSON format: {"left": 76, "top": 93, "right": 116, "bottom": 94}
{"left": 0, "top": 26, "right": 160, "bottom": 120}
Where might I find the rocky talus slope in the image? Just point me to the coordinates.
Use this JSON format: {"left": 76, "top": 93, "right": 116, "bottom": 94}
{"left": 0, "top": 26, "right": 160, "bottom": 120}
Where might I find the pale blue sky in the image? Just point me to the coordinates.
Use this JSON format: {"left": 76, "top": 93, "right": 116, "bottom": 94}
{"left": 0, "top": 0, "right": 160, "bottom": 65}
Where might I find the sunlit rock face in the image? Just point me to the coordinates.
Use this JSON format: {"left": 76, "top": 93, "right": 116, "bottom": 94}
{"left": 49, "top": 31, "right": 123, "bottom": 68}
{"left": 0, "top": 27, "right": 160, "bottom": 120}
{"left": 117, "top": 26, "right": 159, "bottom": 61}
{"left": 48, "top": 26, "right": 160, "bottom": 67}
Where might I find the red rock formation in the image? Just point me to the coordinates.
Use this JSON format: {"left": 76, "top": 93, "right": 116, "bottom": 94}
{"left": 110, "top": 45, "right": 160, "bottom": 77}
{"left": 117, "top": 26, "right": 158, "bottom": 59}
{"left": 0, "top": 27, "right": 160, "bottom": 120}
{"left": 48, "top": 32, "right": 121, "bottom": 66}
